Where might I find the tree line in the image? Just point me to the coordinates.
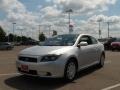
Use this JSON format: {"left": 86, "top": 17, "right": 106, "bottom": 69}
{"left": 0, "top": 26, "right": 35, "bottom": 42}
{"left": 0, "top": 26, "right": 57, "bottom": 42}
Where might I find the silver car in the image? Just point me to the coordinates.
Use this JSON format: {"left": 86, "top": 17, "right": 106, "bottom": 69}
{"left": 0, "top": 42, "right": 14, "bottom": 50}
{"left": 16, "top": 34, "right": 105, "bottom": 81}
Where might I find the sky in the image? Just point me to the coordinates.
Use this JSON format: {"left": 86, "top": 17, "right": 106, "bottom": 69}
{"left": 0, "top": 0, "right": 120, "bottom": 39}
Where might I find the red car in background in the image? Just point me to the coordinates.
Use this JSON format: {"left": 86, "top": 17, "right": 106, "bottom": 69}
{"left": 111, "top": 38, "right": 120, "bottom": 51}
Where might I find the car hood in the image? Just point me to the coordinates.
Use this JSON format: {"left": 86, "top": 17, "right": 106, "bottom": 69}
{"left": 19, "top": 46, "right": 74, "bottom": 56}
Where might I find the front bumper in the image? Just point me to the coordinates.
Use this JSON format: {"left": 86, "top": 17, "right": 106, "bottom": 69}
{"left": 16, "top": 60, "right": 65, "bottom": 78}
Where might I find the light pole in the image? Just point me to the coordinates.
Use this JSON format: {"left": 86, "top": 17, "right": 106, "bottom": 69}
{"left": 66, "top": 9, "right": 73, "bottom": 34}
{"left": 7, "top": 31, "right": 10, "bottom": 42}
{"left": 97, "top": 20, "right": 102, "bottom": 39}
{"left": 48, "top": 25, "right": 52, "bottom": 37}
{"left": 107, "top": 22, "right": 110, "bottom": 38}
{"left": 12, "top": 23, "right": 16, "bottom": 43}
{"left": 19, "top": 29, "right": 23, "bottom": 42}
{"left": 38, "top": 25, "right": 42, "bottom": 38}
{"left": 38, "top": 25, "right": 43, "bottom": 34}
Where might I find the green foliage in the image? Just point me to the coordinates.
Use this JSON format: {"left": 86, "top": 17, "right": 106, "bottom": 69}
{"left": 7, "top": 33, "right": 34, "bottom": 42}
{"left": 0, "top": 26, "right": 6, "bottom": 42}
{"left": 0, "top": 26, "right": 36, "bottom": 43}
{"left": 39, "top": 32, "right": 46, "bottom": 41}
{"left": 52, "top": 30, "right": 57, "bottom": 36}
{"left": 8, "top": 33, "right": 14, "bottom": 42}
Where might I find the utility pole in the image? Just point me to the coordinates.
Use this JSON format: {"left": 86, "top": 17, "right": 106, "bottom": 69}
{"left": 48, "top": 25, "right": 52, "bottom": 37}
{"left": 12, "top": 23, "right": 16, "bottom": 43}
{"left": 7, "top": 31, "right": 10, "bottom": 42}
{"left": 16, "top": 28, "right": 24, "bottom": 42}
{"left": 66, "top": 9, "right": 73, "bottom": 34}
{"left": 97, "top": 20, "right": 102, "bottom": 39}
{"left": 38, "top": 25, "right": 42, "bottom": 35}
{"left": 20, "top": 29, "right": 23, "bottom": 42}
{"left": 107, "top": 22, "right": 110, "bottom": 38}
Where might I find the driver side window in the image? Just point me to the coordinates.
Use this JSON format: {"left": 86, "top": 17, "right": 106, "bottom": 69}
{"left": 79, "top": 36, "right": 92, "bottom": 45}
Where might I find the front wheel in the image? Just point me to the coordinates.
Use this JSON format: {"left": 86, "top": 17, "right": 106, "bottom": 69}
{"left": 64, "top": 60, "right": 77, "bottom": 82}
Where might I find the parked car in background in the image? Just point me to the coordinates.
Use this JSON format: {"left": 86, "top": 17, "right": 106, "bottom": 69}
{"left": 21, "top": 40, "right": 39, "bottom": 45}
{"left": 14, "top": 42, "right": 22, "bottom": 46}
{"left": 0, "top": 42, "right": 14, "bottom": 50}
{"left": 16, "top": 34, "right": 105, "bottom": 81}
{"left": 104, "top": 37, "right": 116, "bottom": 50}
{"left": 111, "top": 38, "right": 120, "bottom": 51}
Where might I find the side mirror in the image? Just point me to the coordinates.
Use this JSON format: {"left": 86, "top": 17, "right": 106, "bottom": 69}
{"left": 77, "top": 41, "right": 88, "bottom": 47}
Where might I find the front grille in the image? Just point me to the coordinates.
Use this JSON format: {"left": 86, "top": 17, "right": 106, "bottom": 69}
{"left": 18, "top": 68, "right": 37, "bottom": 75}
{"left": 19, "top": 56, "right": 37, "bottom": 63}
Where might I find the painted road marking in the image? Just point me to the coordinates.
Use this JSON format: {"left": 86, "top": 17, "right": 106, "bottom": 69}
{"left": 102, "top": 83, "right": 120, "bottom": 90}
{"left": 0, "top": 73, "right": 20, "bottom": 76}
{"left": 0, "top": 62, "right": 15, "bottom": 65}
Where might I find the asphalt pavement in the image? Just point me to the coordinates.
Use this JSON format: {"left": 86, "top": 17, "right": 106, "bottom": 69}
{"left": 0, "top": 46, "right": 120, "bottom": 90}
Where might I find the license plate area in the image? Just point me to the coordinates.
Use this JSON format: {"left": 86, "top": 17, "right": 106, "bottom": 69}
{"left": 21, "top": 65, "right": 29, "bottom": 72}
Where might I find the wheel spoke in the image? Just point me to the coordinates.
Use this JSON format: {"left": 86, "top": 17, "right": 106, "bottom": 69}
{"left": 67, "top": 62, "right": 76, "bottom": 79}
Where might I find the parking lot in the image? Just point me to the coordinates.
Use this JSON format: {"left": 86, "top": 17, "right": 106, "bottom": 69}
{"left": 0, "top": 46, "right": 120, "bottom": 90}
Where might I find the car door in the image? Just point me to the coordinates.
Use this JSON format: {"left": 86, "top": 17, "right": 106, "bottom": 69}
{"left": 77, "top": 35, "right": 94, "bottom": 69}
{"left": 90, "top": 36, "right": 100, "bottom": 63}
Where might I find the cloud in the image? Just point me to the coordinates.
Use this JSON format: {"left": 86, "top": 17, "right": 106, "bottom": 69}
{"left": 40, "top": 6, "right": 61, "bottom": 19}
{"left": 52, "top": 0, "right": 117, "bottom": 14}
{"left": 0, "top": 0, "right": 119, "bottom": 39}
{"left": 0, "top": 0, "right": 40, "bottom": 39}
{"left": 88, "top": 14, "right": 120, "bottom": 23}
{"left": 78, "top": 14, "right": 120, "bottom": 38}
{"left": 0, "top": 0, "right": 26, "bottom": 13}
{"left": 45, "top": 0, "right": 52, "bottom": 3}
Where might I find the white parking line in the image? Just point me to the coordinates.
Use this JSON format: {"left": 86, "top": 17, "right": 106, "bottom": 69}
{"left": 0, "top": 62, "right": 15, "bottom": 65}
{"left": 0, "top": 73, "right": 20, "bottom": 76}
{"left": 102, "top": 83, "right": 120, "bottom": 90}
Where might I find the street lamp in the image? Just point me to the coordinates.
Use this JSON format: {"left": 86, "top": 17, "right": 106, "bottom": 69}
{"left": 105, "top": 21, "right": 114, "bottom": 38}
{"left": 12, "top": 23, "right": 16, "bottom": 43}
{"left": 107, "top": 22, "right": 110, "bottom": 38}
{"left": 97, "top": 20, "right": 102, "bottom": 39}
{"left": 48, "top": 25, "right": 52, "bottom": 37}
{"left": 90, "top": 20, "right": 102, "bottom": 39}
{"left": 66, "top": 9, "right": 73, "bottom": 34}
{"left": 18, "top": 29, "right": 23, "bottom": 42}
{"left": 38, "top": 25, "right": 42, "bottom": 39}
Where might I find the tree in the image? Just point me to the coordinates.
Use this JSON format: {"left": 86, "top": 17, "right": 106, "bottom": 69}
{"left": 16, "top": 36, "right": 21, "bottom": 42}
{"left": 39, "top": 32, "right": 46, "bottom": 41}
{"left": 8, "top": 33, "right": 14, "bottom": 42}
{"left": 0, "top": 26, "right": 6, "bottom": 42}
{"left": 52, "top": 30, "right": 57, "bottom": 36}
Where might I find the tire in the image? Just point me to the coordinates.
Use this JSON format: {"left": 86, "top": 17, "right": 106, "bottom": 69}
{"left": 111, "top": 48, "right": 115, "bottom": 51}
{"left": 64, "top": 59, "right": 77, "bottom": 82}
{"left": 98, "top": 54, "right": 105, "bottom": 68}
{"left": 6, "top": 47, "right": 9, "bottom": 50}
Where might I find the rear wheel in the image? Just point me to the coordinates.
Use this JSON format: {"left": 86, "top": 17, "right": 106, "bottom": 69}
{"left": 111, "top": 48, "right": 115, "bottom": 51}
{"left": 64, "top": 60, "right": 77, "bottom": 82}
{"left": 98, "top": 54, "right": 105, "bottom": 68}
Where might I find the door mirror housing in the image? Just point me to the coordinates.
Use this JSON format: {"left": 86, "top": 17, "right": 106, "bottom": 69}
{"left": 77, "top": 41, "right": 88, "bottom": 47}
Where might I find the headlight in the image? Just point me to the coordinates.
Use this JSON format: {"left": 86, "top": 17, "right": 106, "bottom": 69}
{"left": 41, "top": 54, "right": 61, "bottom": 62}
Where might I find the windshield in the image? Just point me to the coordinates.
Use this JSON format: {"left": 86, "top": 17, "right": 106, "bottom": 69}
{"left": 43, "top": 34, "right": 79, "bottom": 46}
